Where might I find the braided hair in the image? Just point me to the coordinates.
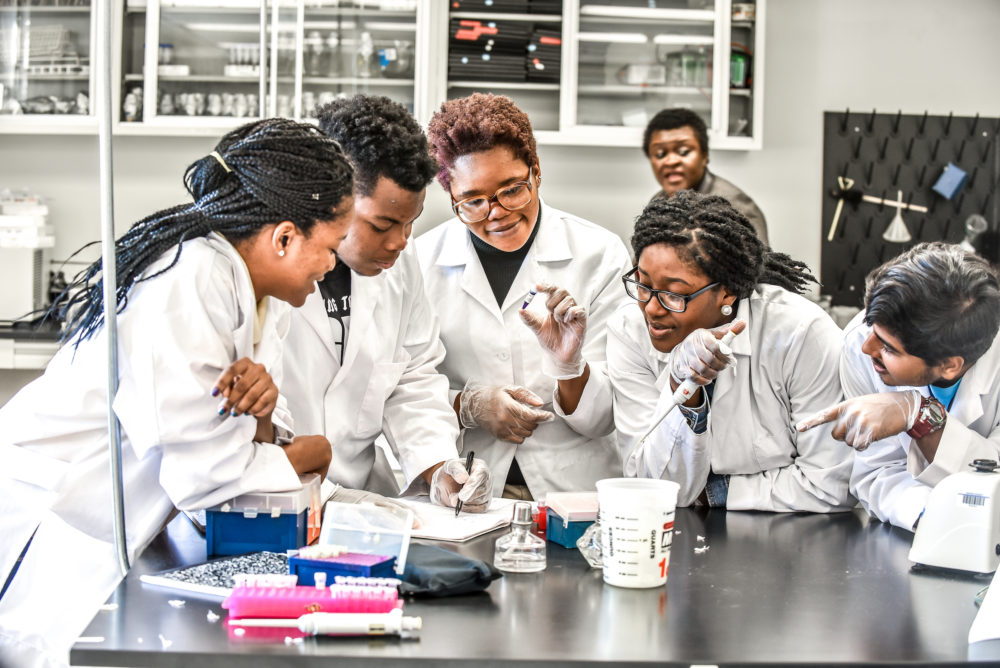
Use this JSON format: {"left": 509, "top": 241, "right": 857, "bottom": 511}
{"left": 60, "top": 118, "right": 354, "bottom": 345}
{"left": 316, "top": 94, "right": 438, "bottom": 196}
{"left": 631, "top": 190, "right": 815, "bottom": 299}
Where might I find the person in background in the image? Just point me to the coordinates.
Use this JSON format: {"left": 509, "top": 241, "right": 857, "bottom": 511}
{"left": 613, "top": 190, "right": 853, "bottom": 512}
{"left": 282, "top": 94, "right": 492, "bottom": 512}
{"left": 797, "top": 242, "right": 1000, "bottom": 531}
{"left": 643, "top": 107, "right": 768, "bottom": 243}
{"left": 0, "top": 119, "right": 354, "bottom": 668}
{"left": 416, "top": 93, "right": 631, "bottom": 500}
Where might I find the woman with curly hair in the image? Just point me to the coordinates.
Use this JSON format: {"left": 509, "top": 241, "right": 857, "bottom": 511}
{"left": 0, "top": 119, "right": 353, "bottom": 667}
{"left": 612, "top": 190, "right": 854, "bottom": 512}
{"left": 283, "top": 95, "right": 493, "bottom": 511}
{"left": 416, "top": 93, "right": 631, "bottom": 500}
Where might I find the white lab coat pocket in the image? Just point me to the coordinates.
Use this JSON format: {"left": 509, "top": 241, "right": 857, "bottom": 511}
{"left": 356, "top": 361, "right": 408, "bottom": 435}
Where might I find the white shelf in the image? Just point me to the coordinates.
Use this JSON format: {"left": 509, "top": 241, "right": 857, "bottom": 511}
{"left": 577, "top": 84, "right": 708, "bottom": 96}
{"left": 0, "top": 5, "right": 90, "bottom": 13}
{"left": 579, "top": 5, "right": 714, "bottom": 23}
{"left": 0, "top": 338, "right": 59, "bottom": 371}
{"left": 0, "top": 115, "right": 96, "bottom": 135}
{"left": 729, "top": 88, "right": 751, "bottom": 97}
{"left": 302, "top": 76, "right": 413, "bottom": 86}
{"left": 17, "top": 74, "right": 90, "bottom": 81}
{"left": 448, "top": 81, "right": 559, "bottom": 91}
{"left": 450, "top": 12, "right": 562, "bottom": 23}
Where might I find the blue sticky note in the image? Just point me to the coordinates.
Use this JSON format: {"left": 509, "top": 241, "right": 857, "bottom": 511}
{"left": 932, "top": 162, "right": 968, "bottom": 200}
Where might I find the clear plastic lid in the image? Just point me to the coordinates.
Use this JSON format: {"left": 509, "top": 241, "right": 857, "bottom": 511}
{"left": 210, "top": 474, "right": 322, "bottom": 520}
{"left": 319, "top": 501, "right": 413, "bottom": 575}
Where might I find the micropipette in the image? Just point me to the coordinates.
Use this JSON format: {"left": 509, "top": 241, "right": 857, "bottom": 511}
{"left": 626, "top": 328, "right": 740, "bottom": 464}
{"left": 228, "top": 609, "right": 422, "bottom": 636}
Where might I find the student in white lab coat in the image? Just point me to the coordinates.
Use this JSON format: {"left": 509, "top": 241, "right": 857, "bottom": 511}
{"left": 416, "top": 93, "right": 631, "bottom": 500}
{"left": 613, "top": 191, "right": 854, "bottom": 512}
{"left": 282, "top": 95, "right": 493, "bottom": 510}
{"left": 798, "top": 243, "right": 1000, "bottom": 531}
{"left": 0, "top": 120, "right": 357, "bottom": 668}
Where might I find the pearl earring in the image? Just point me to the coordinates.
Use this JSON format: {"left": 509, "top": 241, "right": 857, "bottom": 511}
{"left": 721, "top": 304, "right": 733, "bottom": 316}
{"left": 278, "top": 250, "right": 285, "bottom": 257}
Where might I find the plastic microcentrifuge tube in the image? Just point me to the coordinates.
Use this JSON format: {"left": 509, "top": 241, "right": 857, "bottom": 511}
{"left": 521, "top": 289, "right": 538, "bottom": 310}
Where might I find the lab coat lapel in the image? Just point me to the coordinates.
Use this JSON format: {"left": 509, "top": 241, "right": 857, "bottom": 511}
{"left": 298, "top": 287, "right": 341, "bottom": 362}
{"left": 436, "top": 221, "right": 504, "bottom": 324}
{"left": 500, "top": 202, "right": 573, "bottom": 313}
{"left": 711, "top": 291, "right": 754, "bottom": 406}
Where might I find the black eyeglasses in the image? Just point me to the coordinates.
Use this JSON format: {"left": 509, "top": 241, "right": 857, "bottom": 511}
{"left": 451, "top": 168, "right": 534, "bottom": 224}
{"left": 621, "top": 267, "right": 719, "bottom": 313}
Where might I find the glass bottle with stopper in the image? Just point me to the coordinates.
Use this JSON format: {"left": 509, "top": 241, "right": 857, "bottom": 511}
{"left": 494, "top": 501, "right": 546, "bottom": 573}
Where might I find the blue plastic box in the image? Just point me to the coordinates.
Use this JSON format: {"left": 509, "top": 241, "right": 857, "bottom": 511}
{"left": 205, "top": 476, "right": 321, "bottom": 557}
{"left": 288, "top": 553, "right": 397, "bottom": 585}
{"left": 545, "top": 492, "right": 598, "bottom": 549}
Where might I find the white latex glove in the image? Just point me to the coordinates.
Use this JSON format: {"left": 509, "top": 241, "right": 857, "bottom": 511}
{"left": 327, "top": 484, "right": 420, "bottom": 528}
{"left": 458, "top": 379, "right": 554, "bottom": 444}
{"left": 519, "top": 282, "right": 587, "bottom": 380}
{"left": 795, "top": 390, "right": 923, "bottom": 451}
{"left": 429, "top": 457, "right": 493, "bottom": 513}
{"left": 668, "top": 321, "right": 744, "bottom": 387}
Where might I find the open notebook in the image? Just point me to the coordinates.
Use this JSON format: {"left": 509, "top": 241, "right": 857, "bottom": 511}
{"left": 398, "top": 497, "right": 517, "bottom": 542}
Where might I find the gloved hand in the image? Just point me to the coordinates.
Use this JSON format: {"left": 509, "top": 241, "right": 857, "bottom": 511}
{"left": 429, "top": 457, "right": 494, "bottom": 513}
{"left": 328, "top": 484, "right": 421, "bottom": 529}
{"left": 458, "top": 380, "right": 554, "bottom": 444}
{"left": 519, "top": 282, "right": 587, "bottom": 380}
{"left": 795, "top": 390, "right": 922, "bottom": 451}
{"left": 668, "top": 321, "right": 746, "bottom": 387}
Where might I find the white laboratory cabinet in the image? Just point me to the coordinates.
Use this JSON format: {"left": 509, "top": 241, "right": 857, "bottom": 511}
{"left": 1, "top": 0, "right": 764, "bottom": 149}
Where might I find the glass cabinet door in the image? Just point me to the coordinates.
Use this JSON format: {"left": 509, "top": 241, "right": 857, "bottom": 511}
{"left": 0, "top": 0, "right": 94, "bottom": 120}
{"left": 445, "top": 0, "right": 563, "bottom": 133}
{"left": 296, "top": 1, "right": 418, "bottom": 120}
{"left": 144, "top": 0, "right": 268, "bottom": 124}
{"left": 566, "top": 1, "right": 719, "bottom": 136}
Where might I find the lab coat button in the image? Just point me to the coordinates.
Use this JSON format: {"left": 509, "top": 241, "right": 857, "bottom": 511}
{"left": 498, "top": 351, "right": 510, "bottom": 361}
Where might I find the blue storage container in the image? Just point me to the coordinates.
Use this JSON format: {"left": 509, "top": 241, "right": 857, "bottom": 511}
{"left": 545, "top": 492, "right": 598, "bottom": 549}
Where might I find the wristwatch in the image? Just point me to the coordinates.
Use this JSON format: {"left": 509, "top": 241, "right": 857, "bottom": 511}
{"left": 905, "top": 395, "right": 947, "bottom": 439}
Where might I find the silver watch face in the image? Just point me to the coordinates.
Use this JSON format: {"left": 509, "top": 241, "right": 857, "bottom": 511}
{"left": 924, "top": 400, "right": 947, "bottom": 425}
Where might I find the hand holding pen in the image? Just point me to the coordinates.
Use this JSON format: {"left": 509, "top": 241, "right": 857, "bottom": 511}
{"left": 429, "top": 452, "right": 494, "bottom": 514}
{"left": 454, "top": 450, "right": 475, "bottom": 516}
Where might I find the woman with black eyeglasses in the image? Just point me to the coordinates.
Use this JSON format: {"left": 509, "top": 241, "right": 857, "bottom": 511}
{"left": 610, "top": 190, "right": 854, "bottom": 512}
{"left": 415, "top": 93, "right": 631, "bottom": 501}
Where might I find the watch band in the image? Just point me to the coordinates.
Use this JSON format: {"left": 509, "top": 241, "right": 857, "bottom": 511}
{"left": 905, "top": 395, "right": 947, "bottom": 439}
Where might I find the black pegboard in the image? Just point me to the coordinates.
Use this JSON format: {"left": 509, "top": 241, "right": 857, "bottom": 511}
{"left": 821, "top": 110, "right": 1000, "bottom": 307}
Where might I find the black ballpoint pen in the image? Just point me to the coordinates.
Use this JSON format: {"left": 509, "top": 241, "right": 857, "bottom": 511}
{"left": 454, "top": 450, "right": 475, "bottom": 517}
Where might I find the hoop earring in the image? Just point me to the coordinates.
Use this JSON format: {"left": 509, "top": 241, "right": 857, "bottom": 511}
{"left": 721, "top": 304, "right": 733, "bottom": 316}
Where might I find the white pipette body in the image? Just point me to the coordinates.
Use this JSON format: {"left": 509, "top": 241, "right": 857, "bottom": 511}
{"left": 230, "top": 609, "right": 422, "bottom": 636}
{"left": 626, "top": 329, "right": 739, "bottom": 465}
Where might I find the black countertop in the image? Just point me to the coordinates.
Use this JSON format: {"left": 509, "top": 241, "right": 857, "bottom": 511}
{"left": 72, "top": 508, "right": 999, "bottom": 667}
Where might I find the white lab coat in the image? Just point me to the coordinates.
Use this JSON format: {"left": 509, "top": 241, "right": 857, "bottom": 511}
{"left": 415, "top": 201, "right": 631, "bottom": 498}
{"left": 613, "top": 284, "right": 856, "bottom": 512}
{"left": 841, "top": 312, "right": 1000, "bottom": 531}
{"left": 281, "top": 247, "right": 460, "bottom": 496}
{"left": 0, "top": 233, "right": 302, "bottom": 668}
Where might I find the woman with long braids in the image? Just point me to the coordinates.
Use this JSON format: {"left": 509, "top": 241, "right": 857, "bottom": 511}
{"left": 0, "top": 119, "right": 354, "bottom": 668}
{"left": 612, "top": 190, "right": 854, "bottom": 512}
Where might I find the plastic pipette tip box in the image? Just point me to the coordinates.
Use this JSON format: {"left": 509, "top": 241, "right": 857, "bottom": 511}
{"left": 205, "top": 475, "right": 321, "bottom": 557}
{"left": 289, "top": 553, "right": 397, "bottom": 585}
{"left": 223, "top": 581, "right": 401, "bottom": 618}
{"left": 545, "top": 492, "right": 598, "bottom": 549}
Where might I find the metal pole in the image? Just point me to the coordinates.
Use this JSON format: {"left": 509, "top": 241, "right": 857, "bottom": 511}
{"left": 259, "top": 0, "right": 267, "bottom": 117}
{"left": 97, "top": 0, "right": 129, "bottom": 577}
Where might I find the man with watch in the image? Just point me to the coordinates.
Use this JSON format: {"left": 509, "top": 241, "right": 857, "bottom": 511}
{"left": 797, "top": 242, "right": 1000, "bottom": 531}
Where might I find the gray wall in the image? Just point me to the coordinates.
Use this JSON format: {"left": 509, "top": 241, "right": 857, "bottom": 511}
{"left": 1, "top": 0, "right": 998, "bottom": 400}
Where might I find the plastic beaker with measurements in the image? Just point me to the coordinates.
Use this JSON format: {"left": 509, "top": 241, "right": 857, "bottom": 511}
{"left": 596, "top": 478, "right": 679, "bottom": 588}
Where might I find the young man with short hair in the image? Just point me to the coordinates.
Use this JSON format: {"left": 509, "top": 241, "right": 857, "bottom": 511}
{"left": 798, "top": 242, "right": 1000, "bottom": 530}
